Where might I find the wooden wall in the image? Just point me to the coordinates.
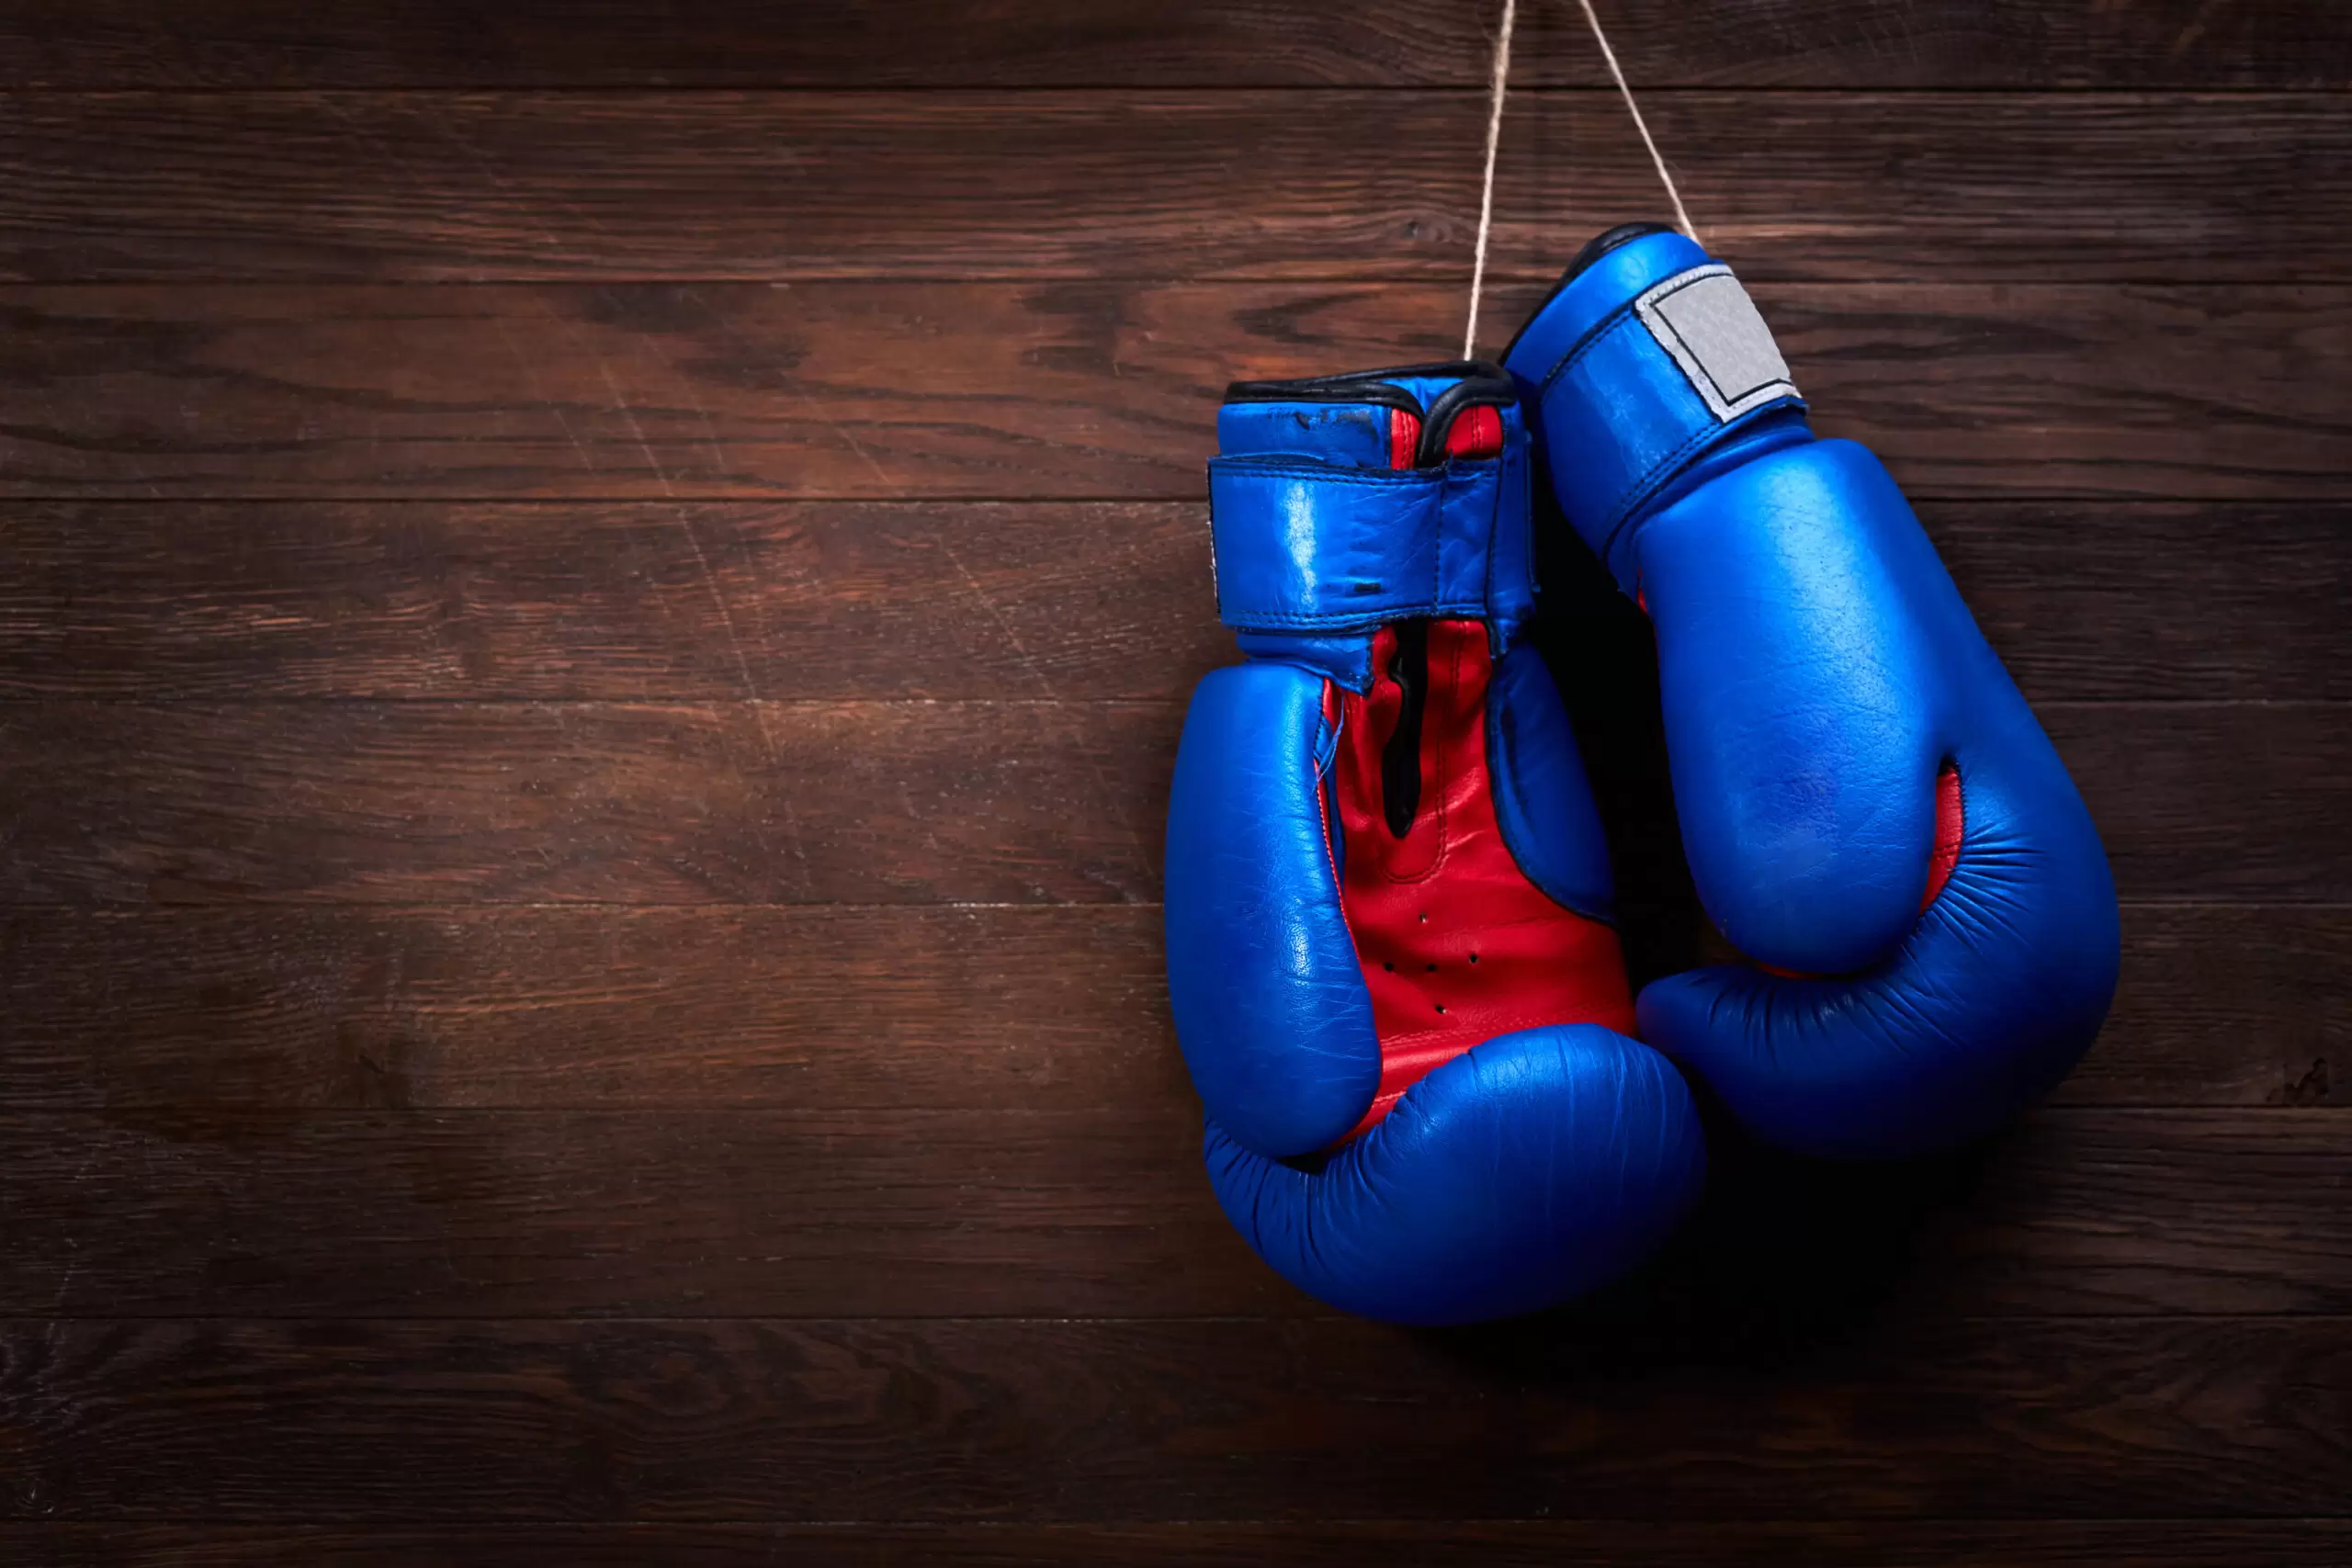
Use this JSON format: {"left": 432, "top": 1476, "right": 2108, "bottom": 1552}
{"left": 0, "top": 3, "right": 2345, "bottom": 1562}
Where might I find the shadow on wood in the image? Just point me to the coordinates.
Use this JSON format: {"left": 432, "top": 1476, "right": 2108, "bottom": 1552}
{"left": 1428, "top": 1119, "right": 2006, "bottom": 1383}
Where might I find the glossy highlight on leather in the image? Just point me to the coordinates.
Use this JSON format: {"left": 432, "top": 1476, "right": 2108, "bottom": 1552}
{"left": 1508, "top": 228, "right": 2122, "bottom": 1158}
{"left": 1166, "top": 363, "right": 1705, "bottom": 1323}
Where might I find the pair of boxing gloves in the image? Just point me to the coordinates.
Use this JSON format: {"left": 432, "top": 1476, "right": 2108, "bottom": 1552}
{"left": 1164, "top": 224, "right": 2122, "bottom": 1325}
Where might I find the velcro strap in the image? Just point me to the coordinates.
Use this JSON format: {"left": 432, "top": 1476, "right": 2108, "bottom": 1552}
{"left": 1638, "top": 265, "right": 1797, "bottom": 422}
{"left": 1205, "top": 452, "right": 1532, "bottom": 636}
{"left": 1538, "top": 264, "right": 1802, "bottom": 561}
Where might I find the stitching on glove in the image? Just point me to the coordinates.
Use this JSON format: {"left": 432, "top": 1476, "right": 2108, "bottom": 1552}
{"left": 1533, "top": 300, "right": 1641, "bottom": 398}
{"left": 1210, "top": 459, "right": 1442, "bottom": 492}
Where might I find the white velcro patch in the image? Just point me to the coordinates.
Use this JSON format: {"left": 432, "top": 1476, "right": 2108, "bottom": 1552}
{"left": 1634, "top": 265, "right": 1798, "bottom": 423}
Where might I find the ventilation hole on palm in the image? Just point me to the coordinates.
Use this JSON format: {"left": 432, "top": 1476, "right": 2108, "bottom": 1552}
{"left": 1382, "top": 961, "right": 1395, "bottom": 973}
{"left": 1418, "top": 911, "right": 1428, "bottom": 923}
{"left": 1424, "top": 963, "right": 1437, "bottom": 973}
{"left": 1433, "top": 1002, "right": 1447, "bottom": 1014}
{"left": 1468, "top": 953, "right": 1479, "bottom": 964}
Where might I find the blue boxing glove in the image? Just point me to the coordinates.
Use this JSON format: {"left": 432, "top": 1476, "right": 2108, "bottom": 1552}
{"left": 1165, "top": 362, "right": 1705, "bottom": 1325}
{"left": 1504, "top": 225, "right": 2121, "bottom": 1159}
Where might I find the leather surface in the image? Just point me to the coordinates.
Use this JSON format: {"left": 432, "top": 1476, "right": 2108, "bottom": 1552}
{"left": 1165, "top": 660, "right": 1380, "bottom": 1158}
{"left": 1508, "top": 232, "right": 2123, "bottom": 1157}
{"left": 1487, "top": 639, "right": 1615, "bottom": 923}
{"left": 1166, "top": 364, "right": 1704, "bottom": 1321}
{"left": 1205, "top": 1023, "right": 1703, "bottom": 1325}
{"left": 1328, "top": 622, "right": 1634, "bottom": 1134}
{"left": 1206, "top": 395, "right": 1536, "bottom": 656}
{"left": 1642, "top": 442, "right": 1979, "bottom": 972}
{"left": 1503, "top": 231, "right": 1804, "bottom": 587}
{"left": 1634, "top": 447, "right": 2120, "bottom": 1156}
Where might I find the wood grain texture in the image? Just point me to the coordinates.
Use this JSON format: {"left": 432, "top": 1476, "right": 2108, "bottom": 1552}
{"left": 0, "top": 1316, "right": 2343, "bottom": 1519}
{"left": 0, "top": 905, "right": 2335, "bottom": 1113}
{"left": 4, "top": 500, "right": 2345, "bottom": 701}
{"left": 0, "top": 700, "right": 1169, "bottom": 906}
{"left": 2075, "top": 906, "right": 2347, "bottom": 1109}
{"left": 2042, "top": 704, "right": 2352, "bottom": 904}
{"left": 0, "top": 3, "right": 2341, "bottom": 1551}
{"left": 0, "top": 1108, "right": 2342, "bottom": 1318}
{"left": 6, "top": 1, "right": 2346, "bottom": 89}
{"left": 2, "top": 282, "right": 2336, "bottom": 502}
{"left": 0, "top": 907, "right": 1194, "bottom": 1113}
{"left": 0, "top": 94, "right": 2343, "bottom": 283}
{"left": 9, "top": 1522, "right": 2351, "bottom": 1567}
{"left": 0, "top": 700, "right": 2340, "bottom": 905}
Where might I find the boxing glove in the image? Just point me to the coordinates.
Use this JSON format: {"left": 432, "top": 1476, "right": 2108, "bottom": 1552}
{"left": 1164, "top": 361, "right": 1705, "bottom": 1325}
{"left": 1503, "top": 224, "right": 2121, "bottom": 1159}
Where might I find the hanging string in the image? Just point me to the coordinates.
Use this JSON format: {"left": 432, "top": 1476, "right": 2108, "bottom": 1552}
{"left": 1464, "top": 0, "right": 1702, "bottom": 355}
{"left": 1575, "top": 0, "right": 1700, "bottom": 243}
{"left": 1462, "top": 0, "right": 1518, "bottom": 359}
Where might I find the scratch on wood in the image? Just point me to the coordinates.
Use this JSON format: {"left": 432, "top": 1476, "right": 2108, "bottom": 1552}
{"left": 2171, "top": 0, "right": 2231, "bottom": 59}
{"left": 592, "top": 358, "right": 769, "bottom": 729}
{"left": 941, "top": 535, "right": 1060, "bottom": 703}
{"left": 748, "top": 703, "right": 814, "bottom": 886}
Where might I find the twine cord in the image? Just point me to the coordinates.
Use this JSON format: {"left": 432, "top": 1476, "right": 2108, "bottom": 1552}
{"left": 1463, "top": 0, "right": 1700, "bottom": 356}
{"left": 1576, "top": 0, "right": 1699, "bottom": 243}
{"left": 1462, "top": 0, "right": 1520, "bottom": 359}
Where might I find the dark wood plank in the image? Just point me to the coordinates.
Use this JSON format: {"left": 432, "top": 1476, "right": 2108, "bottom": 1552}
{"left": 0, "top": 700, "right": 2339, "bottom": 905}
{"left": 1928, "top": 503, "right": 2352, "bottom": 705}
{"left": 0, "top": 905, "right": 2334, "bottom": 1113}
{"left": 0, "top": 1316, "right": 2341, "bottom": 1518}
{"left": 6, "top": 1523, "right": 2349, "bottom": 1568}
{"left": 0, "top": 502, "right": 1228, "bottom": 702}
{"left": 0, "top": 283, "right": 2341, "bottom": 502}
{"left": 4, "top": 501, "right": 2344, "bottom": 702}
{"left": 0, "top": 1105, "right": 1257, "bottom": 1318}
{"left": 0, "top": 1108, "right": 2341, "bottom": 1318}
{"left": 5, "top": 1, "right": 2346, "bottom": 89}
{"left": 2068, "top": 906, "right": 2348, "bottom": 1109}
{"left": 0, "top": 700, "right": 1169, "bottom": 906}
{"left": 0, "top": 94, "right": 2343, "bottom": 283}
{"left": 0, "top": 907, "right": 1193, "bottom": 1113}
{"left": 2044, "top": 704, "right": 2352, "bottom": 904}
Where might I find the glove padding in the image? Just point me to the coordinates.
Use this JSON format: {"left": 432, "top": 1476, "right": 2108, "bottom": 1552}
{"left": 1167, "top": 364, "right": 1705, "bottom": 1323}
{"left": 1506, "top": 227, "right": 2120, "bottom": 1158}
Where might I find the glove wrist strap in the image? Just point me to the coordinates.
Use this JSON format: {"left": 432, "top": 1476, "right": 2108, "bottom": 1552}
{"left": 1519, "top": 260, "right": 1805, "bottom": 592}
{"left": 1206, "top": 444, "right": 1534, "bottom": 648}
